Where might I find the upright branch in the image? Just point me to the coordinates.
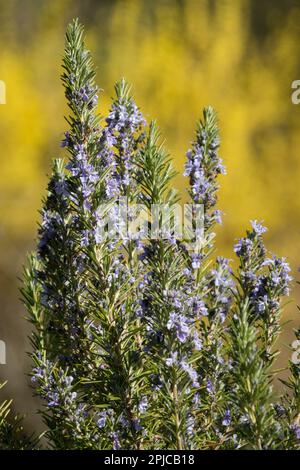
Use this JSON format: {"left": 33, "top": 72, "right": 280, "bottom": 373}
{"left": 229, "top": 221, "right": 292, "bottom": 449}
{"left": 136, "top": 123, "right": 198, "bottom": 449}
{"left": 183, "top": 107, "right": 233, "bottom": 448}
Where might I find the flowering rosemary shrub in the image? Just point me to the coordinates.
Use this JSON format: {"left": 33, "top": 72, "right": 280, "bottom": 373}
{"left": 1, "top": 19, "right": 299, "bottom": 450}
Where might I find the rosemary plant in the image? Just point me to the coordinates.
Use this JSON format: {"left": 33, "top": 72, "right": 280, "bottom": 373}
{"left": 11, "top": 19, "right": 300, "bottom": 450}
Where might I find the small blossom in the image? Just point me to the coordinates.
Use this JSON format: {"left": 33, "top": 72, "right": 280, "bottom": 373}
{"left": 251, "top": 220, "right": 268, "bottom": 236}
{"left": 290, "top": 424, "right": 300, "bottom": 440}
{"left": 181, "top": 360, "right": 199, "bottom": 388}
{"left": 222, "top": 410, "right": 231, "bottom": 427}
{"left": 138, "top": 397, "right": 148, "bottom": 413}
{"left": 97, "top": 412, "right": 107, "bottom": 429}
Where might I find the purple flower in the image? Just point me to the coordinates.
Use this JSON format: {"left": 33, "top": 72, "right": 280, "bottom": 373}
{"left": 69, "top": 84, "right": 98, "bottom": 109}
{"left": 111, "top": 432, "right": 121, "bottom": 450}
{"left": 119, "top": 414, "right": 129, "bottom": 428}
{"left": 31, "top": 365, "right": 45, "bottom": 383}
{"left": 81, "top": 230, "right": 90, "bottom": 247}
{"left": 193, "top": 331, "right": 202, "bottom": 351}
{"left": 167, "top": 290, "right": 182, "bottom": 309}
{"left": 167, "top": 313, "right": 190, "bottom": 343}
{"left": 222, "top": 410, "right": 231, "bottom": 427}
{"left": 193, "top": 393, "right": 200, "bottom": 405}
{"left": 138, "top": 397, "right": 148, "bottom": 413}
{"left": 61, "top": 131, "right": 71, "bottom": 148}
{"left": 105, "top": 177, "right": 119, "bottom": 198}
{"left": 290, "top": 424, "right": 300, "bottom": 440}
{"left": 181, "top": 360, "right": 199, "bottom": 388}
{"left": 165, "top": 352, "right": 178, "bottom": 367}
{"left": 133, "top": 418, "right": 142, "bottom": 431}
{"left": 269, "top": 257, "right": 292, "bottom": 296}
{"left": 213, "top": 209, "right": 223, "bottom": 225}
{"left": 190, "top": 297, "right": 208, "bottom": 317}
{"left": 206, "top": 379, "right": 214, "bottom": 395}
{"left": 183, "top": 267, "right": 191, "bottom": 277}
{"left": 250, "top": 220, "right": 267, "bottom": 236}
{"left": 234, "top": 237, "right": 253, "bottom": 259}
{"left": 186, "top": 415, "right": 195, "bottom": 436}
{"left": 205, "top": 257, "right": 234, "bottom": 321}
{"left": 54, "top": 179, "right": 69, "bottom": 197}
{"left": 97, "top": 412, "right": 107, "bottom": 429}
{"left": 48, "top": 392, "right": 59, "bottom": 407}
{"left": 191, "top": 253, "right": 202, "bottom": 270}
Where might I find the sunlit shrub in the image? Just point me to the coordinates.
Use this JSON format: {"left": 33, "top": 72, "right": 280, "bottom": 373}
{"left": 1, "top": 19, "right": 299, "bottom": 450}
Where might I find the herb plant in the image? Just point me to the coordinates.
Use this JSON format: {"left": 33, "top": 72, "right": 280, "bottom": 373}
{"left": 1, "top": 19, "right": 299, "bottom": 450}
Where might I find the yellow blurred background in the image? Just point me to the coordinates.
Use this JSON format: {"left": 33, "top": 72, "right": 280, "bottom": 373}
{"left": 1, "top": 0, "right": 300, "bottom": 433}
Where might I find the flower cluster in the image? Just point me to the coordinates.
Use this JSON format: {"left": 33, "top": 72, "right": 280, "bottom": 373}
{"left": 234, "top": 220, "right": 267, "bottom": 264}
{"left": 31, "top": 356, "right": 98, "bottom": 448}
{"left": 100, "top": 80, "right": 145, "bottom": 199}
{"left": 235, "top": 220, "right": 292, "bottom": 319}
{"left": 184, "top": 107, "right": 225, "bottom": 230}
{"left": 66, "top": 143, "right": 99, "bottom": 212}
{"left": 205, "top": 257, "right": 235, "bottom": 322}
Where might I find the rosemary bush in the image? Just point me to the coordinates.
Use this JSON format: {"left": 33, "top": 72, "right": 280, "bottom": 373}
{"left": 1, "top": 19, "right": 299, "bottom": 450}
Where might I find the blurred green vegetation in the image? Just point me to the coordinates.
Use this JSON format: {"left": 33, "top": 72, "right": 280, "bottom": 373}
{"left": 0, "top": 0, "right": 300, "bottom": 429}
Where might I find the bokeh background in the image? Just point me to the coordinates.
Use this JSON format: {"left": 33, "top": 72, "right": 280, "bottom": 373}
{"left": 1, "top": 0, "right": 300, "bottom": 434}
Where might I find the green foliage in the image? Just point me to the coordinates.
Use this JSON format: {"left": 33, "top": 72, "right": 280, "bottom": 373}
{"left": 0, "top": 383, "right": 37, "bottom": 450}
